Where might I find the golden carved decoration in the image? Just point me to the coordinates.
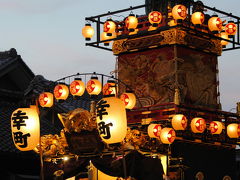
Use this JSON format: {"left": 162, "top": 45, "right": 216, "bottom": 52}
{"left": 112, "top": 28, "right": 222, "bottom": 56}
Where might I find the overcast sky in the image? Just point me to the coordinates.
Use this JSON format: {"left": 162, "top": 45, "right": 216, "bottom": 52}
{"left": 0, "top": 0, "right": 239, "bottom": 111}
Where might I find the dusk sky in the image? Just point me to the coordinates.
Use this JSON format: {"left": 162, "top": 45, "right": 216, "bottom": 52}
{"left": 0, "top": 0, "right": 239, "bottom": 111}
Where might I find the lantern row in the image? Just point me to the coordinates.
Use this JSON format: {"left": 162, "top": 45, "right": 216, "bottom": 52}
{"left": 82, "top": 4, "right": 237, "bottom": 47}
{"left": 38, "top": 77, "right": 137, "bottom": 110}
{"left": 147, "top": 114, "right": 240, "bottom": 144}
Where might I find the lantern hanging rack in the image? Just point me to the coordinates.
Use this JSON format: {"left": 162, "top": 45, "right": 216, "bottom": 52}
{"left": 83, "top": 0, "right": 240, "bottom": 52}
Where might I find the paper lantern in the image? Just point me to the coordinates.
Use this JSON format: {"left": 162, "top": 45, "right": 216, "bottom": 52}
{"left": 209, "top": 121, "right": 223, "bottom": 134}
{"left": 191, "top": 12, "right": 205, "bottom": 25}
{"left": 148, "top": 124, "right": 162, "bottom": 138}
{"left": 148, "top": 11, "right": 162, "bottom": 27}
{"left": 86, "top": 77, "right": 102, "bottom": 95}
{"left": 171, "top": 114, "right": 188, "bottom": 130}
{"left": 120, "top": 92, "right": 136, "bottom": 109}
{"left": 101, "top": 32, "right": 116, "bottom": 46}
{"left": 208, "top": 16, "right": 222, "bottom": 33}
{"left": 11, "top": 108, "right": 40, "bottom": 151}
{"left": 172, "top": 5, "right": 187, "bottom": 21}
{"left": 103, "top": 19, "right": 116, "bottom": 36}
{"left": 70, "top": 78, "right": 85, "bottom": 96}
{"left": 227, "top": 123, "right": 240, "bottom": 138}
{"left": 220, "top": 31, "right": 230, "bottom": 47}
{"left": 191, "top": 117, "right": 206, "bottom": 133}
{"left": 102, "top": 80, "right": 117, "bottom": 96}
{"left": 160, "top": 128, "right": 176, "bottom": 144}
{"left": 225, "top": 21, "right": 237, "bottom": 37}
{"left": 54, "top": 83, "right": 69, "bottom": 100}
{"left": 125, "top": 14, "right": 138, "bottom": 32}
{"left": 96, "top": 97, "right": 127, "bottom": 144}
{"left": 38, "top": 92, "right": 54, "bottom": 107}
{"left": 82, "top": 24, "right": 94, "bottom": 41}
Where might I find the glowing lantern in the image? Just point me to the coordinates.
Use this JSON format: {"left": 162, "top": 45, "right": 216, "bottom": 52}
{"left": 191, "top": 12, "right": 205, "bottom": 25}
{"left": 227, "top": 123, "right": 240, "bottom": 138}
{"left": 86, "top": 77, "right": 102, "bottom": 95}
{"left": 96, "top": 97, "right": 127, "bottom": 144}
{"left": 103, "top": 19, "right": 116, "bottom": 36}
{"left": 11, "top": 108, "right": 40, "bottom": 151}
{"left": 82, "top": 24, "right": 94, "bottom": 41}
{"left": 148, "top": 124, "right": 162, "bottom": 138}
{"left": 209, "top": 121, "right": 223, "bottom": 134}
{"left": 172, "top": 5, "right": 187, "bottom": 22}
{"left": 38, "top": 92, "right": 54, "bottom": 107}
{"left": 225, "top": 21, "right": 237, "bottom": 38}
{"left": 125, "top": 14, "right": 138, "bottom": 32}
{"left": 220, "top": 31, "right": 230, "bottom": 47}
{"left": 54, "top": 83, "right": 69, "bottom": 100}
{"left": 101, "top": 32, "right": 116, "bottom": 46}
{"left": 160, "top": 128, "right": 176, "bottom": 144}
{"left": 171, "top": 114, "right": 188, "bottom": 130}
{"left": 148, "top": 11, "right": 162, "bottom": 27}
{"left": 120, "top": 92, "right": 136, "bottom": 109}
{"left": 70, "top": 78, "right": 85, "bottom": 96}
{"left": 102, "top": 80, "right": 117, "bottom": 96}
{"left": 208, "top": 16, "right": 222, "bottom": 33}
{"left": 191, "top": 117, "right": 206, "bottom": 133}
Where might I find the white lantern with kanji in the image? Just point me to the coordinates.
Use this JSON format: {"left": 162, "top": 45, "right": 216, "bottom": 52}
{"left": 86, "top": 77, "right": 102, "bottom": 95}
{"left": 148, "top": 124, "right": 162, "bottom": 138}
{"left": 104, "top": 19, "right": 116, "bottom": 36}
{"left": 96, "top": 97, "right": 127, "bottom": 144}
{"left": 11, "top": 108, "right": 40, "bottom": 151}
{"left": 120, "top": 92, "right": 136, "bottom": 109}
{"left": 172, "top": 5, "right": 187, "bottom": 21}
{"left": 225, "top": 21, "right": 237, "bottom": 38}
{"left": 227, "top": 123, "right": 240, "bottom": 138}
{"left": 54, "top": 83, "right": 69, "bottom": 100}
{"left": 70, "top": 78, "right": 85, "bottom": 96}
{"left": 191, "top": 12, "right": 205, "bottom": 25}
{"left": 160, "top": 128, "right": 176, "bottom": 144}
{"left": 148, "top": 11, "right": 162, "bottom": 27}
{"left": 38, "top": 92, "right": 54, "bottom": 107}
{"left": 102, "top": 80, "right": 117, "bottom": 96}
{"left": 208, "top": 16, "right": 222, "bottom": 33}
{"left": 191, "top": 117, "right": 206, "bottom": 133}
{"left": 171, "top": 114, "right": 188, "bottom": 130}
{"left": 125, "top": 14, "right": 138, "bottom": 32}
{"left": 209, "top": 121, "right": 223, "bottom": 134}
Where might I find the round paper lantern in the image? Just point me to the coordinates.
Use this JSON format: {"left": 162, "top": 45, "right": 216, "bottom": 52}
{"left": 70, "top": 78, "right": 85, "bottom": 96}
{"left": 125, "top": 14, "right": 138, "bottom": 32}
{"left": 191, "top": 117, "right": 206, "bottom": 133}
{"left": 38, "top": 92, "right": 54, "bottom": 107}
{"left": 160, "top": 128, "right": 176, "bottom": 144}
{"left": 225, "top": 21, "right": 237, "bottom": 37}
{"left": 102, "top": 80, "right": 117, "bottom": 96}
{"left": 171, "top": 114, "right": 188, "bottom": 130}
{"left": 191, "top": 12, "right": 204, "bottom": 25}
{"left": 148, "top": 124, "right": 162, "bottom": 138}
{"left": 209, "top": 121, "right": 223, "bottom": 134}
{"left": 82, "top": 24, "right": 94, "bottom": 41}
{"left": 208, "top": 16, "right": 222, "bottom": 33}
{"left": 103, "top": 19, "right": 116, "bottom": 36}
{"left": 148, "top": 11, "right": 162, "bottom": 27}
{"left": 120, "top": 92, "right": 136, "bottom": 109}
{"left": 96, "top": 97, "right": 127, "bottom": 144}
{"left": 227, "top": 123, "right": 240, "bottom": 138}
{"left": 220, "top": 31, "right": 230, "bottom": 47}
{"left": 172, "top": 5, "right": 187, "bottom": 21}
{"left": 86, "top": 77, "right": 102, "bottom": 95}
{"left": 54, "top": 83, "right": 69, "bottom": 100}
{"left": 11, "top": 108, "right": 40, "bottom": 151}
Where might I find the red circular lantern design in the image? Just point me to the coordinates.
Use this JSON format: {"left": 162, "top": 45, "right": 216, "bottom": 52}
{"left": 208, "top": 16, "right": 222, "bottom": 33}
{"left": 120, "top": 92, "right": 136, "bottom": 109}
{"left": 225, "top": 22, "right": 237, "bottom": 36}
{"left": 148, "top": 124, "right": 162, "bottom": 138}
{"left": 160, "top": 128, "right": 176, "bottom": 144}
{"left": 191, "top": 117, "right": 206, "bottom": 133}
{"left": 39, "top": 92, "right": 53, "bottom": 107}
{"left": 148, "top": 11, "right": 162, "bottom": 26}
{"left": 102, "top": 80, "right": 117, "bottom": 96}
{"left": 172, "top": 5, "right": 187, "bottom": 20}
{"left": 103, "top": 19, "right": 116, "bottom": 36}
{"left": 172, "top": 114, "right": 188, "bottom": 130}
{"left": 86, "top": 77, "right": 102, "bottom": 95}
{"left": 70, "top": 78, "right": 85, "bottom": 96}
{"left": 209, "top": 121, "right": 223, "bottom": 134}
{"left": 54, "top": 84, "right": 69, "bottom": 100}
